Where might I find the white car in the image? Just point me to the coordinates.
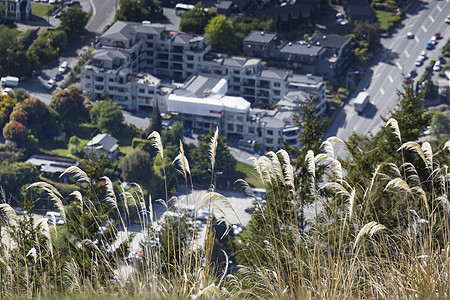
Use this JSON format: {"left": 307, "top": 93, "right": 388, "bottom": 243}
{"left": 46, "top": 79, "right": 55, "bottom": 90}
{"left": 49, "top": 0, "right": 57, "bottom": 3}
{"left": 446, "top": 16, "right": 450, "bottom": 24}
{"left": 406, "top": 32, "right": 414, "bottom": 39}
{"left": 58, "top": 61, "right": 68, "bottom": 73}
{"left": 433, "top": 60, "right": 441, "bottom": 71}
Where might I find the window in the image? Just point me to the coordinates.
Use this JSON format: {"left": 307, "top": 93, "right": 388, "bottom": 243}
{"left": 249, "top": 127, "right": 255, "bottom": 133}
{"left": 266, "top": 138, "right": 273, "bottom": 144}
{"left": 267, "top": 130, "right": 273, "bottom": 136}
{"left": 233, "top": 77, "right": 240, "bottom": 83}
{"left": 228, "top": 124, "right": 234, "bottom": 131}
{"left": 187, "top": 63, "right": 194, "bottom": 69}
{"left": 85, "top": 75, "right": 91, "bottom": 79}
{"left": 234, "top": 70, "right": 240, "bottom": 75}
{"left": 187, "top": 55, "right": 194, "bottom": 61}
{"left": 109, "top": 78, "right": 114, "bottom": 82}
{"left": 237, "top": 125, "right": 243, "bottom": 132}
{"left": 274, "top": 90, "right": 280, "bottom": 96}
{"left": 139, "top": 88, "right": 145, "bottom": 93}
{"left": 147, "top": 34, "right": 153, "bottom": 40}
{"left": 274, "top": 82, "right": 280, "bottom": 87}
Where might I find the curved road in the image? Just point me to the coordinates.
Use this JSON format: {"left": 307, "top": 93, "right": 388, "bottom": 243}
{"left": 326, "top": 0, "right": 450, "bottom": 145}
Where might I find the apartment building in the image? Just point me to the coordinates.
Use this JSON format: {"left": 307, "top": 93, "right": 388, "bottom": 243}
{"left": 244, "top": 30, "right": 354, "bottom": 80}
{"left": 81, "top": 21, "right": 210, "bottom": 109}
{"left": 166, "top": 73, "right": 301, "bottom": 151}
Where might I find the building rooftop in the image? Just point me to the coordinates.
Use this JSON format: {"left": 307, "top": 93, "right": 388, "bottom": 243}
{"left": 174, "top": 74, "right": 226, "bottom": 98}
{"left": 261, "top": 68, "right": 290, "bottom": 80}
{"left": 133, "top": 73, "right": 161, "bottom": 86}
{"left": 26, "top": 154, "right": 77, "bottom": 175}
{"left": 101, "top": 21, "right": 136, "bottom": 42}
{"left": 288, "top": 73, "right": 323, "bottom": 86}
{"left": 92, "top": 49, "right": 128, "bottom": 62}
{"left": 244, "top": 31, "right": 279, "bottom": 44}
{"left": 86, "top": 133, "right": 119, "bottom": 153}
{"left": 279, "top": 42, "right": 323, "bottom": 56}
{"left": 312, "top": 34, "right": 352, "bottom": 49}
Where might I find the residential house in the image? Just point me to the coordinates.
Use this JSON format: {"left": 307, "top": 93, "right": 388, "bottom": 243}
{"left": 85, "top": 133, "right": 119, "bottom": 159}
{"left": 26, "top": 154, "right": 77, "bottom": 183}
{"left": 343, "top": 0, "right": 374, "bottom": 24}
{"left": 1, "top": 0, "right": 31, "bottom": 20}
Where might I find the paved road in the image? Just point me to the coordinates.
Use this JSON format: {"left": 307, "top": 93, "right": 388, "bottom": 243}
{"left": 325, "top": 0, "right": 450, "bottom": 152}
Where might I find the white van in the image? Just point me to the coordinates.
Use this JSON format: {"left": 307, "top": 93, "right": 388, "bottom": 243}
{"left": 58, "top": 61, "right": 68, "bottom": 73}
{"left": 46, "top": 211, "right": 65, "bottom": 225}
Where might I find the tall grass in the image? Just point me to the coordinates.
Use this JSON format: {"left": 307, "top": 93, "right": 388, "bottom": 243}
{"left": 0, "top": 122, "right": 449, "bottom": 299}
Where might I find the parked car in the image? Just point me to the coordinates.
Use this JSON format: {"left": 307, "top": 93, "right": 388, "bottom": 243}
{"left": 446, "top": 15, "right": 450, "bottom": 24}
{"left": 65, "top": 0, "right": 80, "bottom": 6}
{"left": 58, "top": 61, "right": 68, "bottom": 73}
{"left": 46, "top": 211, "right": 65, "bottom": 225}
{"left": 403, "top": 74, "right": 412, "bottom": 84}
{"left": 53, "top": 71, "right": 63, "bottom": 81}
{"left": 406, "top": 32, "right": 414, "bottom": 39}
{"left": 49, "top": 0, "right": 57, "bottom": 3}
{"left": 53, "top": 11, "right": 62, "bottom": 18}
{"left": 433, "top": 60, "right": 441, "bottom": 71}
{"left": 46, "top": 79, "right": 55, "bottom": 90}
{"left": 426, "top": 41, "right": 434, "bottom": 50}
{"left": 409, "top": 69, "right": 417, "bottom": 77}
{"left": 435, "top": 32, "right": 441, "bottom": 39}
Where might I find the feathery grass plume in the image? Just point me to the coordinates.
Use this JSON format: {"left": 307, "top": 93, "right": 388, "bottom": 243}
{"left": 36, "top": 218, "right": 53, "bottom": 256}
{"left": 63, "top": 259, "right": 81, "bottom": 293}
{"left": 209, "top": 127, "right": 219, "bottom": 172}
{"left": 321, "top": 140, "right": 335, "bottom": 158}
{"left": 305, "top": 150, "right": 315, "bottom": 178}
{"left": 321, "top": 182, "right": 351, "bottom": 198}
{"left": 70, "top": 190, "right": 83, "bottom": 213}
{"left": 259, "top": 155, "right": 275, "bottom": 185}
{"left": 327, "top": 136, "right": 354, "bottom": 157}
{"left": 368, "top": 223, "right": 386, "bottom": 237}
{"left": 148, "top": 131, "right": 164, "bottom": 159}
{"left": 267, "top": 151, "right": 285, "bottom": 184}
{"left": 59, "top": 166, "right": 91, "bottom": 183}
{"left": 0, "top": 204, "right": 18, "bottom": 223}
{"left": 173, "top": 141, "right": 190, "bottom": 179}
{"left": 384, "top": 178, "right": 413, "bottom": 197}
{"left": 102, "top": 176, "right": 117, "bottom": 209}
{"left": 412, "top": 186, "right": 430, "bottom": 216}
{"left": 277, "top": 149, "right": 295, "bottom": 193}
{"left": 248, "top": 156, "right": 264, "bottom": 184}
{"left": 26, "top": 247, "right": 37, "bottom": 264}
{"left": 348, "top": 188, "right": 356, "bottom": 221}
{"left": 192, "top": 283, "right": 221, "bottom": 299}
{"left": 364, "top": 165, "right": 381, "bottom": 199}
{"left": 28, "top": 181, "right": 64, "bottom": 201}
{"left": 196, "top": 192, "right": 235, "bottom": 237}
{"left": 421, "top": 142, "right": 433, "bottom": 171}
{"left": 398, "top": 142, "right": 429, "bottom": 170}
{"left": 437, "top": 194, "right": 450, "bottom": 213}
{"left": 386, "top": 118, "right": 402, "bottom": 144}
{"left": 354, "top": 221, "right": 378, "bottom": 249}
{"left": 444, "top": 140, "right": 450, "bottom": 152}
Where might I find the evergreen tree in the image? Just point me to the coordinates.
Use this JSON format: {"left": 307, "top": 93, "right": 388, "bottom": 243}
{"left": 148, "top": 102, "right": 162, "bottom": 134}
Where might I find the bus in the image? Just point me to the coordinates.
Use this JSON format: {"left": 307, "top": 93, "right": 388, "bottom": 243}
{"left": 175, "top": 3, "right": 195, "bottom": 15}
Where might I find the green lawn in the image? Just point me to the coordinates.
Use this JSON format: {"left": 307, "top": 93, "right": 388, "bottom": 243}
{"left": 40, "top": 137, "right": 89, "bottom": 159}
{"left": 236, "top": 161, "right": 264, "bottom": 188}
{"left": 119, "top": 145, "right": 133, "bottom": 156}
{"left": 31, "top": 3, "right": 56, "bottom": 17}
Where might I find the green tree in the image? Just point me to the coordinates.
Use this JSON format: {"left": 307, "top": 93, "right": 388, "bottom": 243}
{"left": 189, "top": 128, "right": 241, "bottom": 189}
{"left": 60, "top": 5, "right": 88, "bottom": 39}
{"left": 50, "top": 89, "right": 91, "bottom": 133}
{"left": 179, "top": 3, "right": 217, "bottom": 34}
{"left": 116, "top": 0, "right": 165, "bottom": 22}
{"left": 205, "top": 15, "right": 238, "bottom": 53}
{"left": 119, "top": 149, "right": 156, "bottom": 188}
{"left": 13, "top": 97, "right": 53, "bottom": 137}
{"left": 0, "top": 93, "right": 17, "bottom": 127}
{"left": 0, "top": 25, "right": 20, "bottom": 76}
{"left": 3, "top": 120, "right": 28, "bottom": 144}
{"left": 90, "top": 100, "right": 124, "bottom": 137}
{"left": 430, "top": 111, "right": 450, "bottom": 138}
{"left": 0, "top": 161, "right": 39, "bottom": 199}
{"left": 7, "top": 40, "right": 32, "bottom": 77}
{"left": 148, "top": 102, "right": 162, "bottom": 134}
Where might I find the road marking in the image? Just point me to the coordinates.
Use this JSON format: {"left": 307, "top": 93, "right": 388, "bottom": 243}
{"left": 404, "top": 50, "right": 410, "bottom": 58}
{"left": 415, "top": 36, "right": 419, "bottom": 43}
{"left": 388, "top": 75, "right": 393, "bottom": 83}
{"left": 396, "top": 62, "right": 403, "bottom": 72}
{"left": 429, "top": 15, "right": 434, "bottom": 23}
{"left": 422, "top": 25, "right": 427, "bottom": 33}
{"left": 380, "top": 88, "right": 385, "bottom": 95}
{"left": 437, "top": 5, "right": 442, "bottom": 12}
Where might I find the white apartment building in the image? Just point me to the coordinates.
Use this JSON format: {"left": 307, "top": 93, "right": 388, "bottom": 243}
{"left": 166, "top": 74, "right": 301, "bottom": 151}
{"left": 81, "top": 21, "right": 210, "bottom": 110}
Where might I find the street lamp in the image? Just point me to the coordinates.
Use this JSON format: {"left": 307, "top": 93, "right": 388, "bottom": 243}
{"left": 208, "top": 169, "right": 223, "bottom": 192}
